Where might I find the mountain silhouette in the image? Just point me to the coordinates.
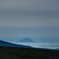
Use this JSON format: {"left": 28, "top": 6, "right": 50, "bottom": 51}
{"left": 17, "top": 37, "right": 35, "bottom": 43}
{"left": 0, "top": 40, "right": 32, "bottom": 48}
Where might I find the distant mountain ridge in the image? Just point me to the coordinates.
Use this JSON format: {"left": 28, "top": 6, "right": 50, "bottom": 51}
{"left": 17, "top": 37, "right": 35, "bottom": 43}
{"left": 0, "top": 40, "right": 32, "bottom": 48}
{"left": 0, "top": 40, "right": 58, "bottom": 51}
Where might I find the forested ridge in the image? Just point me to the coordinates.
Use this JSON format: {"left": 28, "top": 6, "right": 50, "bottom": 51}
{"left": 0, "top": 46, "right": 59, "bottom": 59}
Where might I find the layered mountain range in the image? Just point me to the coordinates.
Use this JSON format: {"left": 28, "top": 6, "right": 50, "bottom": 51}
{"left": 0, "top": 40, "right": 32, "bottom": 48}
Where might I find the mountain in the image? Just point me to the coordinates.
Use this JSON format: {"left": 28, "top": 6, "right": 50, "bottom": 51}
{"left": 17, "top": 37, "right": 35, "bottom": 43}
{"left": 0, "top": 40, "right": 32, "bottom": 48}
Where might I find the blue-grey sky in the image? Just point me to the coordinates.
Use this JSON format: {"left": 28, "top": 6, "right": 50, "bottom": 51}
{"left": 0, "top": 0, "right": 59, "bottom": 49}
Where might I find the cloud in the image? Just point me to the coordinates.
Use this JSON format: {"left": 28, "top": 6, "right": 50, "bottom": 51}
{"left": 0, "top": 0, "right": 59, "bottom": 37}
{"left": 15, "top": 42, "right": 59, "bottom": 49}
{"left": 0, "top": 0, "right": 59, "bottom": 28}
{"left": 0, "top": 27, "right": 59, "bottom": 37}
{"left": 0, "top": 0, "right": 59, "bottom": 10}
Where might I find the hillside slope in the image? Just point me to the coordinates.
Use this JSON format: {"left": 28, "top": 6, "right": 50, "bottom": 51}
{"left": 0, "top": 40, "right": 32, "bottom": 48}
{"left": 0, "top": 46, "right": 59, "bottom": 59}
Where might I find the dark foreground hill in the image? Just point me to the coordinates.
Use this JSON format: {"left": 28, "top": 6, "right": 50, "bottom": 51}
{"left": 0, "top": 46, "right": 59, "bottom": 59}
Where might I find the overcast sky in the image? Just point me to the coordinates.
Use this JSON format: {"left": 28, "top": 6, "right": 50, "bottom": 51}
{"left": 0, "top": 0, "right": 59, "bottom": 38}
{"left": 0, "top": 0, "right": 59, "bottom": 49}
{"left": 0, "top": 0, "right": 59, "bottom": 28}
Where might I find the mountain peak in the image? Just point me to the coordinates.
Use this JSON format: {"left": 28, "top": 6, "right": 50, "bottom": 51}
{"left": 17, "top": 37, "right": 35, "bottom": 43}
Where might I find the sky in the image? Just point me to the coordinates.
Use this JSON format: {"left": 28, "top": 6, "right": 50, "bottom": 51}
{"left": 0, "top": 0, "right": 59, "bottom": 49}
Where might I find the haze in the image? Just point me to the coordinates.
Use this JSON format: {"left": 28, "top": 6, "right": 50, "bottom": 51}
{"left": 0, "top": 0, "right": 59, "bottom": 49}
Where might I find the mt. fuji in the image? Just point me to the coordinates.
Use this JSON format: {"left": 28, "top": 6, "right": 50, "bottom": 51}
{"left": 17, "top": 37, "right": 35, "bottom": 43}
